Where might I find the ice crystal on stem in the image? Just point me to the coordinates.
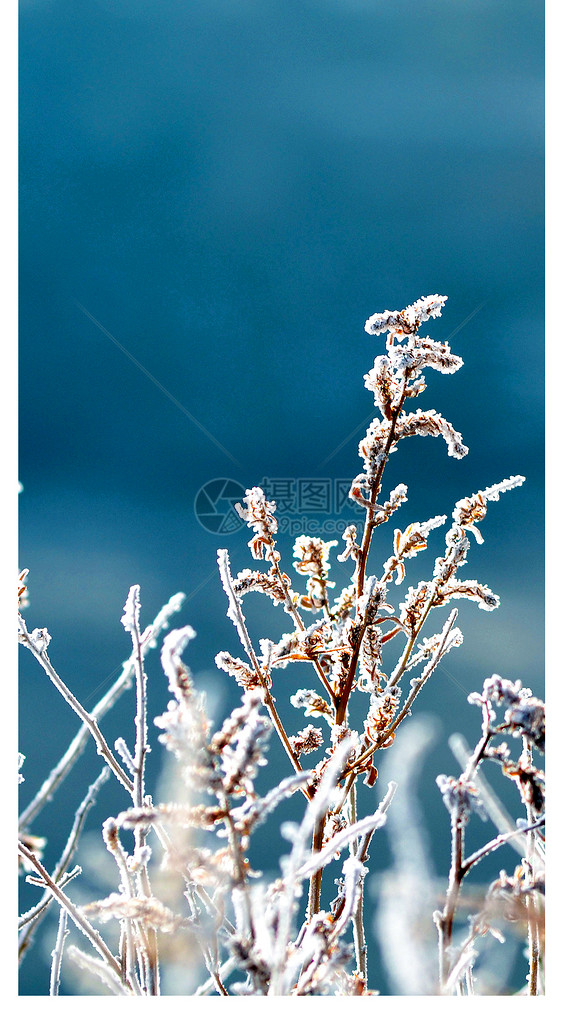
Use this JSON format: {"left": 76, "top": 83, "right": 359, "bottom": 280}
{"left": 235, "top": 487, "right": 279, "bottom": 562}
{"left": 364, "top": 294, "right": 447, "bottom": 337}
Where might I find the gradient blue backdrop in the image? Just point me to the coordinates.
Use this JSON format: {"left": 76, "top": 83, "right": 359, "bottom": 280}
{"left": 19, "top": 0, "right": 544, "bottom": 995}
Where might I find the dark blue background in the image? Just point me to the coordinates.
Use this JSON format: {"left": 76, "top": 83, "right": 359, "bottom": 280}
{"left": 19, "top": 0, "right": 543, "bottom": 995}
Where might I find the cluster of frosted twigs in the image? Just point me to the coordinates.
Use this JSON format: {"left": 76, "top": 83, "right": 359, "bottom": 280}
{"left": 18, "top": 296, "right": 543, "bottom": 995}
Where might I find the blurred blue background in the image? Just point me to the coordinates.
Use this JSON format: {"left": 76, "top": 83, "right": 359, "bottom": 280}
{"left": 19, "top": 0, "right": 543, "bottom": 996}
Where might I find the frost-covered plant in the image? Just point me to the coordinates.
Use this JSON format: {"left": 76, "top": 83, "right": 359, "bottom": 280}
{"left": 18, "top": 296, "right": 543, "bottom": 995}
{"left": 434, "top": 676, "right": 545, "bottom": 995}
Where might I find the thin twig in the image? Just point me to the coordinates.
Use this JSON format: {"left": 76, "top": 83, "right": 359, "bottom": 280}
{"left": 67, "top": 945, "right": 131, "bottom": 995}
{"left": 344, "top": 610, "right": 458, "bottom": 778}
{"left": 348, "top": 780, "right": 367, "bottom": 980}
{"left": 434, "top": 701, "right": 494, "bottom": 991}
{"left": 218, "top": 549, "right": 311, "bottom": 796}
{"left": 195, "top": 957, "right": 237, "bottom": 996}
{"left": 49, "top": 908, "right": 68, "bottom": 996}
{"left": 124, "top": 586, "right": 160, "bottom": 995}
{"left": 462, "top": 816, "right": 545, "bottom": 874}
{"left": 522, "top": 736, "right": 541, "bottom": 996}
{"left": 18, "top": 840, "right": 139, "bottom": 994}
{"left": 102, "top": 819, "right": 142, "bottom": 993}
{"left": 19, "top": 613, "right": 133, "bottom": 793}
{"left": 448, "top": 732, "right": 532, "bottom": 858}
{"left": 268, "top": 553, "right": 337, "bottom": 704}
{"left": 19, "top": 768, "right": 109, "bottom": 961}
{"left": 306, "top": 813, "right": 326, "bottom": 919}
{"left": 19, "top": 592, "right": 184, "bottom": 829}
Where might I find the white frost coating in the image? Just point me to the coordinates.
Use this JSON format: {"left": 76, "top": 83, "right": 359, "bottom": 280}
{"left": 478, "top": 474, "right": 526, "bottom": 502}
{"left": 160, "top": 626, "right": 196, "bottom": 691}
{"left": 29, "top": 627, "right": 52, "bottom": 653}
{"left": 407, "top": 294, "right": 448, "bottom": 324}
{"left": 145, "top": 592, "right": 186, "bottom": 647}
{"left": 297, "top": 781, "right": 396, "bottom": 878}
{"left": 365, "top": 294, "right": 447, "bottom": 336}
{"left": 217, "top": 548, "right": 243, "bottom": 632}
{"left": 419, "top": 514, "right": 448, "bottom": 536}
{"left": 121, "top": 585, "right": 140, "bottom": 633}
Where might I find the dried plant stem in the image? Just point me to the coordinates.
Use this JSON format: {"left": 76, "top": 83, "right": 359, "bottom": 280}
{"left": 131, "top": 603, "right": 148, "bottom": 814}
{"left": 335, "top": 607, "right": 377, "bottom": 727}
{"left": 355, "top": 379, "right": 410, "bottom": 601}
{"left": 19, "top": 768, "right": 109, "bottom": 962}
{"left": 103, "top": 820, "right": 142, "bottom": 993}
{"left": 448, "top": 733, "right": 530, "bottom": 856}
{"left": 345, "top": 610, "right": 458, "bottom": 778}
{"left": 335, "top": 377, "right": 410, "bottom": 726}
{"left": 67, "top": 945, "right": 131, "bottom": 995}
{"left": 387, "top": 609, "right": 458, "bottom": 733}
{"left": 436, "top": 802, "right": 465, "bottom": 992}
{"left": 348, "top": 781, "right": 367, "bottom": 980}
{"left": 128, "top": 591, "right": 160, "bottom": 995}
{"left": 196, "top": 957, "right": 237, "bottom": 996}
{"left": 436, "top": 814, "right": 545, "bottom": 994}
{"left": 333, "top": 770, "right": 357, "bottom": 817}
{"left": 526, "top": 887, "right": 540, "bottom": 995}
{"left": 211, "top": 971, "right": 230, "bottom": 996}
{"left": 135, "top": 872, "right": 159, "bottom": 995}
{"left": 462, "top": 817, "right": 544, "bottom": 873}
{"left": 220, "top": 792, "right": 256, "bottom": 946}
{"left": 18, "top": 840, "right": 139, "bottom": 994}
{"left": 522, "top": 737, "right": 541, "bottom": 995}
{"left": 219, "top": 551, "right": 311, "bottom": 795}
{"left": 19, "top": 867, "right": 81, "bottom": 933}
{"left": 388, "top": 588, "right": 437, "bottom": 689}
{"left": 435, "top": 708, "right": 492, "bottom": 991}
{"left": 263, "top": 685, "right": 311, "bottom": 796}
{"left": 18, "top": 615, "right": 133, "bottom": 793}
{"left": 269, "top": 555, "right": 336, "bottom": 704}
{"left": 19, "top": 593, "right": 184, "bottom": 829}
{"left": 19, "top": 670, "right": 130, "bottom": 829}
{"left": 307, "top": 813, "right": 327, "bottom": 919}
{"left": 49, "top": 908, "right": 68, "bottom": 996}
{"left": 330, "top": 783, "right": 396, "bottom": 934}
{"left": 434, "top": 701, "right": 544, "bottom": 994}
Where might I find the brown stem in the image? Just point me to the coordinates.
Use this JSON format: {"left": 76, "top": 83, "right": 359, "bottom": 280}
{"left": 438, "top": 811, "right": 465, "bottom": 991}
{"left": 334, "top": 611, "right": 372, "bottom": 726}
{"left": 307, "top": 813, "right": 327, "bottom": 919}
{"left": 221, "top": 555, "right": 312, "bottom": 797}
{"left": 343, "top": 607, "right": 456, "bottom": 779}
{"left": 213, "top": 972, "right": 230, "bottom": 996}
{"left": 387, "top": 588, "right": 437, "bottom": 689}
{"left": 262, "top": 686, "right": 312, "bottom": 799}
{"left": 435, "top": 706, "right": 494, "bottom": 992}
{"left": 334, "top": 378, "right": 411, "bottom": 726}
{"left": 354, "top": 380, "right": 410, "bottom": 600}
{"left": 522, "top": 736, "right": 541, "bottom": 995}
{"left": 269, "top": 555, "right": 336, "bottom": 704}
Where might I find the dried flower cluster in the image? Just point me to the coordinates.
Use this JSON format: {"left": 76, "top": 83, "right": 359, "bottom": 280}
{"left": 18, "top": 296, "right": 543, "bottom": 995}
